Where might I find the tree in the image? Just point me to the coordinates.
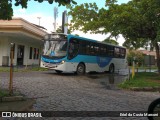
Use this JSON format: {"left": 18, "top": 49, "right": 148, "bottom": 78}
{"left": 127, "top": 50, "right": 144, "bottom": 66}
{"left": 0, "top": 0, "right": 77, "bottom": 20}
{"left": 103, "top": 38, "right": 119, "bottom": 45}
{"left": 68, "top": 0, "right": 160, "bottom": 73}
{"left": 68, "top": 2, "right": 99, "bottom": 33}
{"left": 56, "top": 25, "right": 71, "bottom": 34}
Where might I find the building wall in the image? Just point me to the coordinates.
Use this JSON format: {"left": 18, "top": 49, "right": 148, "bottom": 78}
{"left": 23, "top": 43, "right": 42, "bottom": 66}
{"left": 0, "top": 18, "right": 47, "bottom": 66}
{"left": 0, "top": 36, "right": 43, "bottom": 66}
{"left": 144, "top": 55, "right": 156, "bottom": 66}
{"left": 0, "top": 37, "right": 10, "bottom": 66}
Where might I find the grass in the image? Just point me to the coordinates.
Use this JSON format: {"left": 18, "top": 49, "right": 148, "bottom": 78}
{"left": 0, "top": 89, "right": 9, "bottom": 97}
{"left": 30, "top": 67, "right": 48, "bottom": 71}
{"left": 0, "top": 89, "right": 24, "bottom": 97}
{"left": 0, "top": 66, "right": 48, "bottom": 72}
{"left": 119, "top": 72, "right": 160, "bottom": 89}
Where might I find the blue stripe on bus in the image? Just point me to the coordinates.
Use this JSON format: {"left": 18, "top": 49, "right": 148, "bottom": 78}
{"left": 42, "top": 55, "right": 112, "bottom": 68}
{"left": 66, "top": 55, "right": 112, "bottom": 68}
{"left": 66, "top": 55, "right": 96, "bottom": 63}
{"left": 41, "top": 56, "right": 64, "bottom": 63}
{"left": 96, "top": 56, "right": 112, "bottom": 68}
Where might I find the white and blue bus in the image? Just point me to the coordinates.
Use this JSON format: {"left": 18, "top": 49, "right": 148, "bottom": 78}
{"left": 40, "top": 33, "right": 128, "bottom": 74}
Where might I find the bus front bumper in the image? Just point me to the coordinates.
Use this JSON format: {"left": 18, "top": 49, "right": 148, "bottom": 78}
{"left": 41, "top": 61, "right": 68, "bottom": 71}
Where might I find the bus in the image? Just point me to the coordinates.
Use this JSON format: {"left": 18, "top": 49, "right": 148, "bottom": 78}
{"left": 40, "top": 33, "right": 128, "bottom": 75}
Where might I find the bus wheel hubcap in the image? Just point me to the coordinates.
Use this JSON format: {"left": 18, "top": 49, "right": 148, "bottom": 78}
{"left": 78, "top": 66, "right": 83, "bottom": 73}
{"left": 109, "top": 64, "right": 114, "bottom": 73}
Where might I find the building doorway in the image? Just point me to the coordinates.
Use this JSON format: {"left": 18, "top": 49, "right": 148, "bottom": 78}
{"left": 17, "top": 45, "right": 24, "bottom": 65}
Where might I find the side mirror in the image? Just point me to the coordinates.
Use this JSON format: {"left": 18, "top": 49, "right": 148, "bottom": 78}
{"left": 148, "top": 98, "right": 160, "bottom": 120}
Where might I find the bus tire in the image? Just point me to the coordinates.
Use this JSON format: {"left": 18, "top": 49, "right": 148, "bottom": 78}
{"left": 148, "top": 98, "right": 160, "bottom": 120}
{"left": 109, "top": 64, "right": 114, "bottom": 73}
{"left": 76, "top": 63, "right": 85, "bottom": 75}
{"left": 55, "top": 70, "right": 63, "bottom": 74}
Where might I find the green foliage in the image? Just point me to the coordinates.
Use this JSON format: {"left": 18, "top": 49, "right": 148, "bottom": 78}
{"left": 0, "top": 0, "right": 13, "bottom": 20}
{"left": 30, "top": 67, "right": 48, "bottom": 71}
{"left": 127, "top": 50, "right": 144, "bottom": 66}
{"left": 68, "top": 2, "right": 99, "bottom": 33}
{"left": 102, "top": 38, "right": 119, "bottom": 45}
{"left": 68, "top": 0, "right": 160, "bottom": 45}
{"left": 0, "top": 89, "right": 9, "bottom": 97}
{"left": 0, "top": 0, "right": 77, "bottom": 20}
{"left": 68, "top": 0, "right": 160, "bottom": 73}
{"left": 0, "top": 89, "right": 23, "bottom": 97}
{"left": 0, "top": 66, "right": 48, "bottom": 72}
{"left": 56, "top": 25, "right": 71, "bottom": 34}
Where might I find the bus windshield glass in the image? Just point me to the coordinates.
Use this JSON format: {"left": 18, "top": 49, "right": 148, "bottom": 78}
{"left": 43, "top": 40, "right": 68, "bottom": 57}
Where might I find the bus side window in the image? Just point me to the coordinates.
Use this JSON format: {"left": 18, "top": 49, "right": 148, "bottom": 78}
{"left": 90, "top": 43, "right": 95, "bottom": 55}
{"left": 99, "top": 44, "right": 106, "bottom": 56}
{"left": 114, "top": 47, "right": 120, "bottom": 58}
{"left": 120, "top": 48, "right": 126, "bottom": 58}
{"left": 85, "top": 41, "right": 90, "bottom": 55}
{"left": 94, "top": 44, "right": 99, "bottom": 56}
{"left": 79, "top": 40, "right": 86, "bottom": 55}
{"left": 108, "top": 46, "right": 114, "bottom": 57}
{"left": 68, "top": 39, "right": 79, "bottom": 60}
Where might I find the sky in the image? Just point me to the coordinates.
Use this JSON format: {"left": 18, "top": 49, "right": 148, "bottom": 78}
{"left": 12, "top": 0, "right": 131, "bottom": 46}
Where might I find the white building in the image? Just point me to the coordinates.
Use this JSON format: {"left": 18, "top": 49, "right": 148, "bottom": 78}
{"left": 0, "top": 18, "right": 47, "bottom": 66}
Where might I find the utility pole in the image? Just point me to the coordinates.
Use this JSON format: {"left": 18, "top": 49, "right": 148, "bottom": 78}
{"left": 54, "top": 7, "right": 58, "bottom": 32}
{"left": 9, "top": 43, "right": 15, "bottom": 95}
{"left": 37, "top": 17, "right": 41, "bottom": 26}
{"left": 62, "top": 10, "right": 68, "bottom": 34}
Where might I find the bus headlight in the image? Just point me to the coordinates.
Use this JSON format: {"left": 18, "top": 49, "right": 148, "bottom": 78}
{"left": 61, "top": 60, "right": 65, "bottom": 64}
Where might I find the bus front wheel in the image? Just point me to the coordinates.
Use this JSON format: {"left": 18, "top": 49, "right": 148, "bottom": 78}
{"left": 109, "top": 64, "right": 114, "bottom": 73}
{"left": 76, "top": 63, "right": 85, "bottom": 75}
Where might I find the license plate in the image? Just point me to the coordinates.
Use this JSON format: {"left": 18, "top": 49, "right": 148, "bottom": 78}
{"left": 44, "top": 63, "right": 56, "bottom": 68}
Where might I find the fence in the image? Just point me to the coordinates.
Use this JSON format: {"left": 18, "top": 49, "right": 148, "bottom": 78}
{"left": 129, "top": 67, "right": 158, "bottom": 73}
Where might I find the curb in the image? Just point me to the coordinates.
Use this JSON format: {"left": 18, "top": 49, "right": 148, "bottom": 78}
{"left": 0, "top": 99, "right": 36, "bottom": 111}
{"left": 18, "top": 99, "right": 36, "bottom": 111}
{"left": 0, "top": 96, "right": 36, "bottom": 111}
{"left": 130, "top": 87, "right": 160, "bottom": 92}
{"left": 1, "top": 96, "right": 25, "bottom": 102}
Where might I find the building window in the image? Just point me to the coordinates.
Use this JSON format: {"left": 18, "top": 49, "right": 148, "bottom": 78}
{"left": 33, "top": 48, "right": 36, "bottom": 59}
{"left": 114, "top": 47, "right": 120, "bottom": 58}
{"left": 29, "top": 47, "right": 32, "bottom": 59}
{"left": 108, "top": 46, "right": 114, "bottom": 57}
{"left": 36, "top": 49, "right": 39, "bottom": 59}
{"left": 68, "top": 39, "right": 79, "bottom": 60}
{"left": 120, "top": 48, "right": 126, "bottom": 58}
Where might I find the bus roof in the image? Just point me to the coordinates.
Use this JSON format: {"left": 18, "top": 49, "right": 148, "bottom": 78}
{"left": 47, "top": 33, "right": 126, "bottom": 49}
{"left": 67, "top": 34, "right": 126, "bottom": 49}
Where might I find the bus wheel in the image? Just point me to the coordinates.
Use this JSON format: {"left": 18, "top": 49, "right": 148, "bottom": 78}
{"left": 55, "top": 70, "right": 62, "bottom": 74}
{"left": 76, "top": 63, "right": 85, "bottom": 75}
{"left": 109, "top": 64, "right": 114, "bottom": 73}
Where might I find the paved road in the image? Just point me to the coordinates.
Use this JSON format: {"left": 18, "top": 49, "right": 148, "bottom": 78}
{"left": 0, "top": 71, "right": 159, "bottom": 120}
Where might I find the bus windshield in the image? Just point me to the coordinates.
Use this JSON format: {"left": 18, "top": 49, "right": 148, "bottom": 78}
{"left": 43, "top": 40, "right": 68, "bottom": 57}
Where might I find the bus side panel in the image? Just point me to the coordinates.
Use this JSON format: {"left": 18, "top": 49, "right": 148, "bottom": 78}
{"left": 85, "top": 63, "right": 110, "bottom": 73}
{"left": 64, "top": 62, "right": 79, "bottom": 72}
{"left": 111, "top": 58, "right": 128, "bottom": 73}
{"left": 66, "top": 55, "right": 113, "bottom": 72}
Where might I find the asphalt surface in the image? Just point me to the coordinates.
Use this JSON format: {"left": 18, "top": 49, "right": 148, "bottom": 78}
{"left": 0, "top": 71, "right": 159, "bottom": 120}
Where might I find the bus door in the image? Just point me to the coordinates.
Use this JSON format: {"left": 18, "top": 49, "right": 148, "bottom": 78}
{"left": 68, "top": 39, "right": 79, "bottom": 60}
